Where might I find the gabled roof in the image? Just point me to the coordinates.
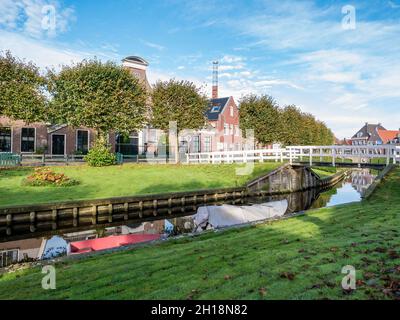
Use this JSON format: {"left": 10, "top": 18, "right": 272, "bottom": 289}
{"left": 377, "top": 129, "right": 400, "bottom": 144}
{"left": 351, "top": 123, "right": 386, "bottom": 142}
{"left": 206, "top": 97, "right": 230, "bottom": 121}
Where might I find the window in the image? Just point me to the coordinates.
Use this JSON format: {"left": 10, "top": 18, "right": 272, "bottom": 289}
{"left": 224, "top": 124, "right": 228, "bottom": 135}
{"left": 357, "top": 132, "right": 363, "bottom": 138}
{"left": 21, "top": 128, "right": 35, "bottom": 152}
{"left": 77, "top": 130, "right": 89, "bottom": 154}
{"left": 204, "top": 136, "right": 212, "bottom": 152}
{"left": 230, "top": 106, "right": 234, "bottom": 117}
{"left": 211, "top": 106, "right": 220, "bottom": 113}
{"left": 0, "top": 127, "right": 11, "bottom": 152}
{"left": 0, "top": 249, "right": 19, "bottom": 268}
{"left": 235, "top": 125, "right": 240, "bottom": 136}
{"left": 192, "top": 136, "right": 200, "bottom": 153}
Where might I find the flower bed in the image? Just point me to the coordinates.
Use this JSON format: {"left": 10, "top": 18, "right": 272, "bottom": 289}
{"left": 22, "top": 168, "right": 79, "bottom": 187}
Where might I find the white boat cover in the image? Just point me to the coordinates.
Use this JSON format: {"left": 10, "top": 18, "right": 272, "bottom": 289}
{"left": 194, "top": 200, "right": 288, "bottom": 230}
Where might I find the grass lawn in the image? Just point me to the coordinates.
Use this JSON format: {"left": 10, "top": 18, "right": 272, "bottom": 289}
{"left": 0, "top": 162, "right": 282, "bottom": 207}
{"left": 0, "top": 167, "right": 399, "bottom": 300}
{"left": 311, "top": 166, "right": 339, "bottom": 179}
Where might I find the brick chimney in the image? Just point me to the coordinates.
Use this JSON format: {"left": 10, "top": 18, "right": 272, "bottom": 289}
{"left": 212, "top": 61, "right": 218, "bottom": 99}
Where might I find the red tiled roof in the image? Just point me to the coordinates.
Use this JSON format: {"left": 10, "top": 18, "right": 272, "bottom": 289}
{"left": 377, "top": 129, "right": 400, "bottom": 143}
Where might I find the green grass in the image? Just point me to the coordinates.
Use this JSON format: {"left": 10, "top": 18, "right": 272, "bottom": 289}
{"left": 0, "top": 163, "right": 282, "bottom": 207}
{"left": 0, "top": 167, "right": 399, "bottom": 300}
{"left": 311, "top": 166, "right": 338, "bottom": 178}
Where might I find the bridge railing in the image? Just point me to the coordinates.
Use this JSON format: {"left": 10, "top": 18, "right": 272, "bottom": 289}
{"left": 187, "top": 148, "right": 299, "bottom": 164}
{"left": 187, "top": 144, "right": 399, "bottom": 165}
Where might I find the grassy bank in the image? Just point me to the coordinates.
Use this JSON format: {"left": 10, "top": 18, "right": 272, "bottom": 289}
{"left": 0, "top": 163, "right": 281, "bottom": 207}
{"left": 0, "top": 168, "right": 398, "bottom": 300}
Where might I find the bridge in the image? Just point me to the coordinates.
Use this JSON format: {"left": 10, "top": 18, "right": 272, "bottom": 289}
{"left": 187, "top": 145, "right": 400, "bottom": 166}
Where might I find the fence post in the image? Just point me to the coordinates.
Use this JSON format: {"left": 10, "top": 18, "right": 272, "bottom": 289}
{"left": 289, "top": 148, "right": 293, "bottom": 165}
{"left": 332, "top": 148, "right": 336, "bottom": 167}
{"left": 309, "top": 148, "right": 312, "bottom": 166}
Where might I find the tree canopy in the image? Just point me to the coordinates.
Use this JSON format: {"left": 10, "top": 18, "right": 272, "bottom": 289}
{"left": 0, "top": 51, "right": 47, "bottom": 122}
{"left": 239, "top": 95, "right": 335, "bottom": 146}
{"left": 151, "top": 79, "right": 208, "bottom": 133}
{"left": 47, "top": 59, "right": 148, "bottom": 139}
{"left": 238, "top": 94, "right": 281, "bottom": 145}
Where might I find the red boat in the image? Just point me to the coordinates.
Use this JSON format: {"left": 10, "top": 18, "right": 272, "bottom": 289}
{"left": 69, "top": 234, "right": 161, "bottom": 254}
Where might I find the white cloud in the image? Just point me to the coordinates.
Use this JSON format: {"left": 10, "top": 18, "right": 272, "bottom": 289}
{"left": 0, "top": 30, "right": 119, "bottom": 71}
{"left": 141, "top": 40, "right": 165, "bottom": 51}
{"left": 0, "top": 0, "right": 75, "bottom": 38}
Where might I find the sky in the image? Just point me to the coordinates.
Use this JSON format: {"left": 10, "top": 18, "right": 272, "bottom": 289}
{"left": 0, "top": 0, "right": 399, "bottom": 139}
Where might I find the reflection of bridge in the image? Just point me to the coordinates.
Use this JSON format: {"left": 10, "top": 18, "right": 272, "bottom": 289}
{"left": 187, "top": 145, "right": 400, "bottom": 166}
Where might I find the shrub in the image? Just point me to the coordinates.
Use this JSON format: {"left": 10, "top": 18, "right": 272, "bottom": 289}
{"left": 84, "top": 142, "right": 116, "bottom": 167}
{"left": 23, "top": 168, "right": 79, "bottom": 187}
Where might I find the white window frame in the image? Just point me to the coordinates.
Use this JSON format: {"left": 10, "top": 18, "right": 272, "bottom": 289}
{"left": 20, "top": 127, "right": 36, "bottom": 153}
{"left": 204, "top": 136, "right": 212, "bottom": 152}
{"left": 230, "top": 106, "right": 234, "bottom": 117}
{"left": 211, "top": 106, "right": 220, "bottom": 113}
{"left": 76, "top": 129, "right": 90, "bottom": 153}
{"left": 50, "top": 133, "right": 67, "bottom": 156}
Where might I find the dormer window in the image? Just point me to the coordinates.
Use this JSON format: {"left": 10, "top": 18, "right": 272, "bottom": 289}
{"left": 211, "top": 106, "right": 220, "bottom": 113}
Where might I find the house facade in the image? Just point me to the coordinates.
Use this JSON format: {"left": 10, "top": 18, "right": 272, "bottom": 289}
{"left": 351, "top": 123, "right": 400, "bottom": 146}
{"left": 351, "top": 123, "right": 387, "bottom": 145}
{"left": 0, "top": 117, "right": 116, "bottom": 156}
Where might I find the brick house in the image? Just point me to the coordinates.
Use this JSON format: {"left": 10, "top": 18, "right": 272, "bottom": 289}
{"left": 0, "top": 116, "right": 117, "bottom": 155}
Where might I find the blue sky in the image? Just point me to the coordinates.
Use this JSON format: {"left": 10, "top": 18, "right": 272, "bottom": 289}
{"left": 1, "top": 0, "right": 400, "bottom": 138}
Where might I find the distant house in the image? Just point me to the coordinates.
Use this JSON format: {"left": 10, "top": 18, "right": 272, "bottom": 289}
{"left": 180, "top": 96, "right": 243, "bottom": 153}
{"left": 377, "top": 129, "right": 400, "bottom": 145}
{"left": 351, "top": 123, "right": 387, "bottom": 145}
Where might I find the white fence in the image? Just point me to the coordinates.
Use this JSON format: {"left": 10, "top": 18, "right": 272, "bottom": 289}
{"left": 187, "top": 148, "right": 298, "bottom": 164}
{"left": 187, "top": 145, "right": 400, "bottom": 165}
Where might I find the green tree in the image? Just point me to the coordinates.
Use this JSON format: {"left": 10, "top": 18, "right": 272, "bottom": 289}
{"left": 279, "top": 105, "right": 303, "bottom": 146}
{"left": 151, "top": 79, "right": 208, "bottom": 162}
{"left": 0, "top": 51, "right": 47, "bottom": 122}
{"left": 48, "top": 59, "right": 148, "bottom": 165}
{"left": 239, "top": 94, "right": 281, "bottom": 146}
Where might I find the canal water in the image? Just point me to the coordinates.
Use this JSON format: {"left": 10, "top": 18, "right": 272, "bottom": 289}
{"left": 0, "top": 169, "right": 379, "bottom": 266}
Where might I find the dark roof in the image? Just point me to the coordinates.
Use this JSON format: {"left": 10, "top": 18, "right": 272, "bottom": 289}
{"left": 206, "top": 97, "right": 230, "bottom": 121}
{"left": 122, "top": 56, "right": 149, "bottom": 66}
{"left": 351, "top": 123, "right": 386, "bottom": 142}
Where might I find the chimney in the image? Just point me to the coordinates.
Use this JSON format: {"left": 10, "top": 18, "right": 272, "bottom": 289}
{"left": 212, "top": 61, "right": 218, "bottom": 99}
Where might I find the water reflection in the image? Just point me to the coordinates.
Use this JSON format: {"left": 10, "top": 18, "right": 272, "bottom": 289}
{"left": 0, "top": 169, "right": 379, "bottom": 267}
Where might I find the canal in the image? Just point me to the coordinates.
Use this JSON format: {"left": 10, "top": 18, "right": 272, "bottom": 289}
{"left": 0, "top": 168, "right": 379, "bottom": 267}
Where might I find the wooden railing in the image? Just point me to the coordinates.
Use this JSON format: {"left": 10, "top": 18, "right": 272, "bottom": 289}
{"left": 0, "top": 153, "right": 21, "bottom": 167}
